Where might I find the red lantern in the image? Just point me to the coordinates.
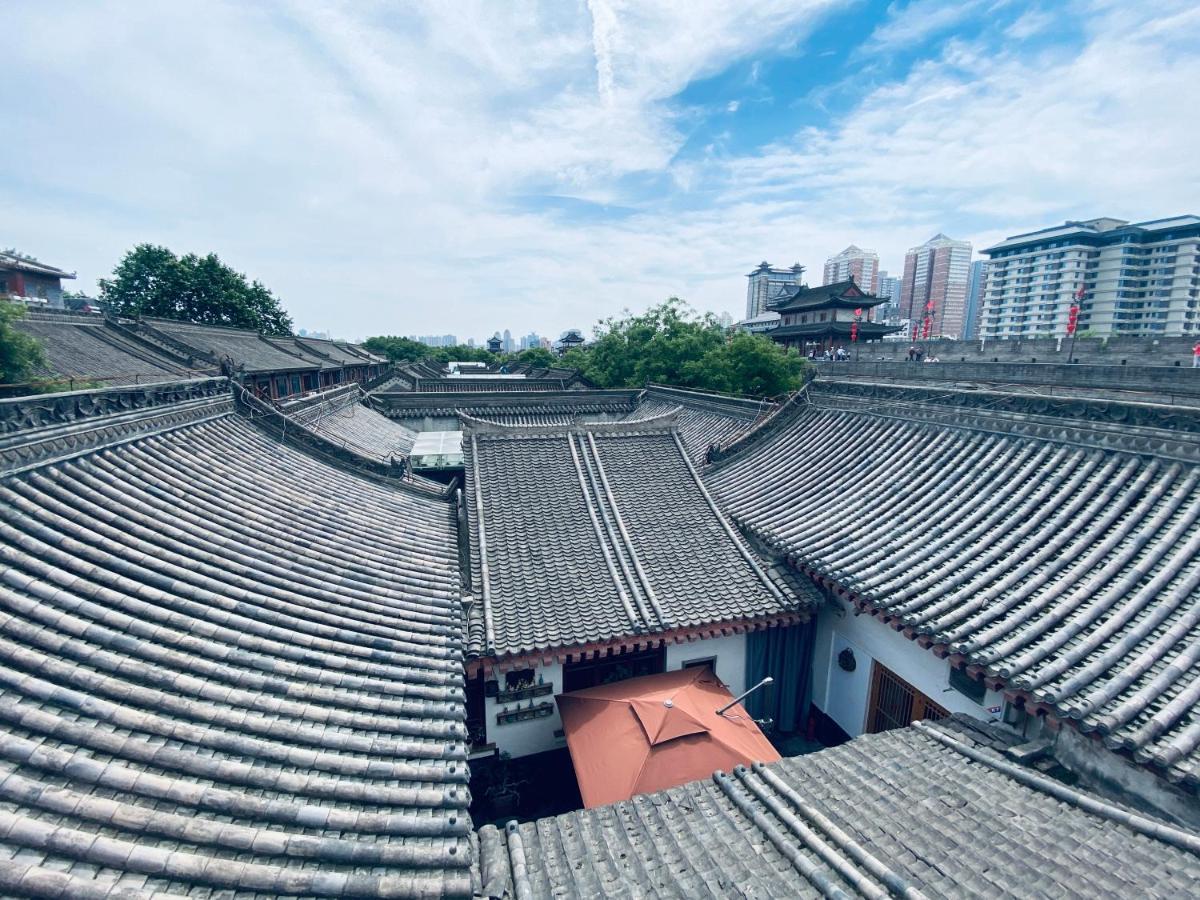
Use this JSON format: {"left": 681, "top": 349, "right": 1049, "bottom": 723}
{"left": 1066, "top": 304, "right": 1080, "bottom": 335}
{"left": 850, "top": 322, "right": 859, "bottom": 342}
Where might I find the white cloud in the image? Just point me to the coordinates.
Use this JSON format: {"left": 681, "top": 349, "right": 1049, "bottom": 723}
{"left": 727, "top": 100, "right": 741, "bottom": 113}
{"left": 1, "top": 0, "right": 1197, "bottom": 338}
{"left": 1004, "top": 7, "right": 1054, "bottom": 39}
{"left": 865, "top": 0, "right": 985, "bottom": 54}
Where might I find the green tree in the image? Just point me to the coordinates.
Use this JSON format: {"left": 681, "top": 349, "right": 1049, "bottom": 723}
{"left": 683, "top": 330, "right": 808, "bottom": 397}
{"left": 564, "top": 298, "right": 807, "bottom": 396}
{"left": 361, "top": 338, "right": 498, "bottom": 365}
{"left": 99, "top": 244, "right": 293, "bottom": 335}
{"left": 362, "top": 336, "right": 429, "bottom": 362}
{"left": 571, "top": 298, "right": 722, "bottom": 388}
{"left": 0, "top": 303, "right": 47, "bottom": 384}
{"left": 514, "top": 346, "right": 556, "bottom": 367}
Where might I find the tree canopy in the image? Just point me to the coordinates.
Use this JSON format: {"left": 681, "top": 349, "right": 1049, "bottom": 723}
{"left": 512, "top": 346, "right": 557, "bottom": 368}
{"left": 564, "top": 299, "right": 807, "bottom": 397}
{"left": 362, "top": 336, "right": 497, "bottom": 365}
{"left": 366, "top": 300, "right": 806, "bottom": 397}
{"left": 0, "top": 303, "right": 47, "bottom": 384}
{"left": 99, "top": 244, "right": 293, "bottom": 335}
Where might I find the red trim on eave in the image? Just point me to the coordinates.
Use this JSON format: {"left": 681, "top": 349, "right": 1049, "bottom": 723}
{"left": 466, "top": 610, "right": 810, "bottom": 678}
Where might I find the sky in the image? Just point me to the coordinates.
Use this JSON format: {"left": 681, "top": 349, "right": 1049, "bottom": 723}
{"left": 4, "top": 0, "right": 1198, "bottom": 341}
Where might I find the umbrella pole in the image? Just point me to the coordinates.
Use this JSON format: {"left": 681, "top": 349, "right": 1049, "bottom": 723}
{"left": 716, "top": 676, "right": 774, "bottom": 716}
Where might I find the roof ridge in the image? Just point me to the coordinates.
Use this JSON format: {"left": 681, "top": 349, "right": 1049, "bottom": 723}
{"left": 468, "top": 433, "right": 498, "bottom": 655}
{"left": 584, "top": 432, "right": 670, "bottom": 630}
{"left": 460, "top": 408, "right": 680, "bottom": 438}
{"left": 912, "top": 721, "right": 1200, "bottom": 854}
{"left": 566, "top": 432, "right": 647, "bottom": 634}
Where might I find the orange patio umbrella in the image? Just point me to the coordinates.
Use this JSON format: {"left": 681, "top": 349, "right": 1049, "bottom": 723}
{"left": 556, "top": 666, "right": 781, "bottom": 809}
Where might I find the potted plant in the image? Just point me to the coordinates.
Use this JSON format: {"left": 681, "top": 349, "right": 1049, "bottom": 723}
{"left": 485, "top": 751, "right": 526, "bottom": 819}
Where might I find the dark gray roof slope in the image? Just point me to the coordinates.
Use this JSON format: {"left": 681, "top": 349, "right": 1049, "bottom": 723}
{"left": 141, "top": 319, "right": 317, "bottom": 373}
{"left": 461, "top": 416, "right": 807, "bottom": 659}
{"left": 707, "top": 380, "right": 1200, "bottom": 789}
{"left": 626, "top": 385, "right": 778, "bottom": 463}
{"left": 280, "top": 384, "right": 418, "bottom": 463}
{"left": 0, "top": 382, "right": 472, "bottom": 896}
{"left": 372, "top": 390, "right": 640, "bottom": 424}
{"left": 460, "top": 411, "right": 576, "bottom": 427}
{"left": 15, "top": 313, "right": 199, "bottom": 386}
{"left": 416, "top": 378, "right": 568, "bottom": 393}
{"left": 477, "top": 716, "right": 1200, "bottom": 899}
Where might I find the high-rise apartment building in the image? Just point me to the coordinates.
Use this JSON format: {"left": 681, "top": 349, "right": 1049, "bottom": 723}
{"left": 980, "top": 216, "right": 1200, "bottom": 339}
{"left": 963, "top": 260, "right": 987, "bottom": 340}
{"left": 875, "top": 270, "right": 902, "bottom": 321}
{"left": 898, "top": 234, "right": 973, "bottom": 339}
{"left": 876, "top": 270, "right": 901, "bottom": 303}
{"left": 823, "top": 245, "right": 879, "bottom": 295}
{"left": 745, "top": 262, "right": 805, "bottom": 319}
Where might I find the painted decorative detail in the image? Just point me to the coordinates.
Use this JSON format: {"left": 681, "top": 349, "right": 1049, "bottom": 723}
{"left": 495, "top": 702, "right": 555, "bottom": 725}
{"left": 495, "top": 683, "right": 554, "bottom": 704}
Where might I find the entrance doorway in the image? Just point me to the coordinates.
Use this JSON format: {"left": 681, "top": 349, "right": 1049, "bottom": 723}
{"left": 865, "top": 661, "right": 948, "bottom": 734}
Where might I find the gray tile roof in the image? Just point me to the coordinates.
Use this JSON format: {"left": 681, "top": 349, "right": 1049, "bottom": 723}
{"left": 626, "top": 385, "right": 779, "bottom": 464}
{"left": 0, "top": 384, "right": 472, "bottom": 896}
{"left": 416, "top": 378, "right": 572, "bottom": 393}
{"left": 462, "top": 411, "right": 577, "bottom": 427}
{"left": 140, "top": 319, "right": 318, "bottom": 374}
{"left": 373, "top": 391, "right": 641, "bottom": 424}
{"left": 295, "top": 336, "right": 378, "bottom": 366}
{"left": 707, "top": 379, "right": 1200, "bottom": 789}
{"left": 477, "top": 716, "right": 1200, "bottom": 898}
{"left": 461, "top": 417, "right": 809, "bottom": 659}
{"left": 280, "top": 385, "right": 418, "bottom": 463}
{"left": 261, "top": 335, "right": 343, "bottom": 369}
{"left": 15, "top": 314, "right": 203, "bottom": 386}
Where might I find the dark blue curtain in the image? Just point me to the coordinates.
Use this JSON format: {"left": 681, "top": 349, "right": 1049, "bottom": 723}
{"left": 744, "top": 621, "right": 816, "bottom": 733}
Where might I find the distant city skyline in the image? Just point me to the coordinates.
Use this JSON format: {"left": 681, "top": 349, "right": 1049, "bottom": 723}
{"left": 5, "top": 3, "right": 1195, "bottom": 336}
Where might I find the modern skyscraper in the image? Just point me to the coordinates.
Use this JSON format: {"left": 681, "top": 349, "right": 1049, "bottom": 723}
{"left": 876, "top": 270, "right": 901, "bottom": 303}
{"left": 875, "top": 270, "right": 902, "bottom": 321}
{"left": 898, "top": 234, "right": 973, "bottom": 339}
{"left": 502, "top": 329, "right": 514, "bottom": 353}
{"left": 745, "top": 262, "right": 805, "bottom": 319}
{"left": 963, "top": 260, "right": 988, "bottom": 340}
{"left": 823, "top": 245, "right": 879, "bottom": 295}
{"left": 980, "top": 216, "right": 1200, "bottom": 339}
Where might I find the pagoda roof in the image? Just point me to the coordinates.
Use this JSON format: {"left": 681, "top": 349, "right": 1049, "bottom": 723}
{"left": 0, "top": 251, "right": 75, "bottom": 279}
{"left": 769, "top": 320, "right": 900, "bottom": 340}
{"left": 770, "top": 278, "right": 883, "bottom": 312}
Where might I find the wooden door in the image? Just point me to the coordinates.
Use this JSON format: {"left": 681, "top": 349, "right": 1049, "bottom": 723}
{"left": 866, "top": 661, "right": 948, "bottom": 734}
